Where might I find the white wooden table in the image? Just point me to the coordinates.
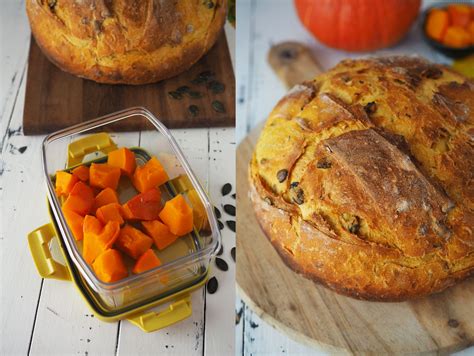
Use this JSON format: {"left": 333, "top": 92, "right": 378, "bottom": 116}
{"left": 235, "top": 0, "right": 474, "bottom": 355}
{"left": 0, "top": 2, "right": 235, "bottom": 355}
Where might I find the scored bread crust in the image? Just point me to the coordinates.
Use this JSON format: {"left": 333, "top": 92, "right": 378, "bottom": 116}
{"left": 249, "top": 56, "right": 474, "bottom": 301}
{"left": 26, "top": 0, "right": 226, "bottom": 84}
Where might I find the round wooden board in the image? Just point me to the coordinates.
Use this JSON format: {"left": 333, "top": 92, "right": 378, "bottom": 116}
{"left": 236, "top": 123, "right": 474, "bottom": 354}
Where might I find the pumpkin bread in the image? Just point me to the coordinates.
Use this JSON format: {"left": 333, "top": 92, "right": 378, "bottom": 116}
{"left": 250, "top": 56, "right": 474, "bottom": 301}
{"left": 26, "top": 0, "right": 226, "bottom": 84}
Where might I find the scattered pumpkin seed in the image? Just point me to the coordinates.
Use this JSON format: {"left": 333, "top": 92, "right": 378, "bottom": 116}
{"left": 290, "top": 182, "right": 299, "bottom": 188}
{"left": 191, "top": 77, "right": 206, "bottom": 85}
{"left": 207, "top": 277, "right": 218, "bottom": 294}
{"left": 277, "top": 169, "right": 288, "bottom": 182}
{"left": 221, "top": 183, "right": 232, "bottom": 196}
{"left": 231, "top": 247, "right": 235, "bottom": 262}
{"left": 226, "top": 220, "right": 236, "bottom": 232}
{"left": 215, "top": 257, "right": 228, "bottom": 271}
{"left": 316, "top": 159, "right": 331, "bottom": 169}
{"left": 208, "top": 80, "right": 225, "bottom": 93}
{"left": 188, "top": 105, "right": 199, "bottom": 117}
{"left": 231, "top": 193, "right": 236, "bottom": 199}
{"left": 364, "top": 101, "right": 377, "bottom": 115}
{"left": 212, "top": 100, "right": 225, "bottom": 113}
{"left": 187, "top": 91, "right": 203, "bottom": 99}
{"left": 292, "top": 188, "right": 304, "bottom": 205}
{"left": 223, "top": 204, "right": 236, "bottom": 216}
{"left": 176, "top": 85, "right": 191, "bottom": 93}
{"left": 216, "top": 244, "right": 223, "bottom": 256}
{"left": 168, "top": 91, "right": 183, "bottom": 100}
{"left": 214, "top": 206, "right": 222, "bottom": 219}
{"left": 218, "top": 220, "right": 224, "bottom": 230}
{"left": 206, "top": 1, "right": 215, "bottom": 9}
{"left": 199, "top": 70, "right": 214, "bottom": 80}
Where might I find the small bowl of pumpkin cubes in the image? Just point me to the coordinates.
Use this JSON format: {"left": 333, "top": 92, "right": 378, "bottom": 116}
{"left": 55, "top": 144, "right": 214, "bottom": 285}
{"left": 423, "top": 3, "right": 474, "bottom": 58}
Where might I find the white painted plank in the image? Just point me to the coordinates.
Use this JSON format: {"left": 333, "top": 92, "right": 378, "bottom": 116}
{"left": 204, "top": 127, "right": 236, "bottom": 356}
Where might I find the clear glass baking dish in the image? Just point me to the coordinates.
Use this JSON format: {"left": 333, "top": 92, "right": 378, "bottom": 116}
{"left": 41, "top": 107, "right": 221, "bottom": 313}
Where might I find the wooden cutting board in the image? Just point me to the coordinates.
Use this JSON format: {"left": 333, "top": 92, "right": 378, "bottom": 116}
{"left": 236, "top": 42, "right": 474, "bottom": 354}
{"left": 23, "top": 32, "right": 234, "bottom": 135}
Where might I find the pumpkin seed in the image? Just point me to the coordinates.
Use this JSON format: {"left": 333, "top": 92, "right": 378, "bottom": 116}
{"left": 215, "top": 257, "right": 228, "bottom": 271}
{"left": 221, "top": 183, "right": 232, "bottom": 196}
{"left": 176, "top": 85, "right": 190, "bottom": 93}
{"left": 187, "top": 91, "right": 203, "bottom": 99}
{"left": 206, "top": 1, "right": 215, "bottom": 9}
{"left": 188, "top": 105, "right": 199, "bottom": 117}
{"left": 290, "top": 182, "right": 299, "bottom": 188}
{"left": 422, "top": 67, "right": 443, "bottom": 79}
{"left": 231, "top": 247, "right": 235, "bottom": 262}
{"left": 226, "top": 220, "right": 236, "bottom": 232}
{"left": 277, "top": 169, "right": 288, "bottom": 182}
{"left": 214, "top": 206, "right": 222, "bottom": 219}
{"left": 316, "top": 158, "right": 331, "bottom": 169}
{"left": 212, "top": 100, "right": 225, "bottom": 113}
{"left": 208, "top": 80, "right": 225, "bottom": 93}
{"left": 216, "top": 244, "right": 223, "bottom": 256}
{"left": 364, "top": 101, "right": 377, "bottom": 115}
{"left": 231, "top": 193, "right": 236, "bottom": 199}
{"left": 199, "top": 70, "right": 214, "bottom": 80}
{"left": 191, "top": 77, "right": 206, "bottom": 85}
{"left": 218, "top": 220, "right": 224, "bottom": 230}
{"left": 223, "top": 204, "right": 236, "bottom": 216}
{"left": 207, "top": 277, "right": 218, "bottom": 294}
{"left": 349, "top": 223, "right": 360, "bottom": 234}
{"left": 292, "top": 188, "right": 304, "bottom": 205}
{"left": 168, "top": 91, "right": 183, "bottom": 100}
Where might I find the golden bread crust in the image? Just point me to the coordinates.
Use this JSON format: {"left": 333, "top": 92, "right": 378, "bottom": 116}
{"left": 250, "top": 56, "right": 474, "bottom": 300}
{"left": 26, "top": 0, "right": 226, "bottom": 84}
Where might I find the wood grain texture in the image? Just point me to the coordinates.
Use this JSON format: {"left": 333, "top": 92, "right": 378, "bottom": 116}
{"left": 236, "top": 123, "right": 474, "bottom": 355}
{"left": 23, "top": 32, "right": 235, "bottom": 135}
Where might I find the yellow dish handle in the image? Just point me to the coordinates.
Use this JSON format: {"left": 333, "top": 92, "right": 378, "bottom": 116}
{"left": 67, "top": 132, "right": 117, "bottom": 168}
{"left": 127, "top": 294, "right": 192, "bottom": 333}
{"left": 28, "top": 223, "right": 71, "bottom": 281}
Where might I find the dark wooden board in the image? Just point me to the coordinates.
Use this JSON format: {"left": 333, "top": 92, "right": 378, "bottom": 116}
{"left": 23, "top": 32, "right": 234, "bottom": 135}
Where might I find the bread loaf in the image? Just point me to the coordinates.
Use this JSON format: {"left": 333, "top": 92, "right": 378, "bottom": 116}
{"left": 26, "top": 0, "right": 226, "bottom": 84}
{"left": 250, "top": 56, "right": 474, "bottom": 301}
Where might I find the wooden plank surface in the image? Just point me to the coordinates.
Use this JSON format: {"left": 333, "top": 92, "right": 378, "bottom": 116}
{"left": 236, "top": 123, "right": 474, "bottom": 354}
{"left": 23, "top": 32, "right": 235, "bottom": 135}
{"left": 0, "top": 2, "right": 235, "bottom": 353}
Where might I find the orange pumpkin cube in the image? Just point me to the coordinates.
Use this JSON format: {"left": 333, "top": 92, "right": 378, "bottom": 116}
{"left": 108, "top": 147, "right": 136, "bottom": 176}
{"left": 132, "top": 157, "right": 169, "bottom": 193}
{"left": 468, "top": 21, "right": 474, "bottom": 43}
{"left": 443, "top": 26, "right": 471, "bottom": 48}
{"left": 447, "top": 4, "right": 471, "bottom": 28}
{"left": 62, "top": 208, "right": 84, "bottom": 241}
{"left": 92, "top": 249, "right": 128, "bottom": 283}
{"left": 71, "top": 165, "right": 90, "bottom": 182}
{"left": 132, "top": 249, "right": 162, "bottom": 274}
{"left": 89, "top": 163, "right": 121, "bottom": 190}
{"left": 142, "top": 220, "right": 179, "bottom": 250}
{"left": 94, "top": 187, "right": 119, "bottom": 212}
{"left": 96, "top": 203, "right": 124, "bottom": 225}
{"left": 62, "top": 181, "right": 95, "bottom": 216}
{"left": 425, "top": 9, "right": 450, "bottom": 42}
{"left": 122, "top": 188, "right": 162, "bottom": 221}
{"left": 55, "top": 171, "right": 78, "bottom": 196}
{"left": 115, "top": 225, "right": 153, "bottom": 259}
{"left": 83, "top": 216, "right": 120, "bottom": 264}
{"left": 159, "top": 195, "right": 193, "bottom": 236}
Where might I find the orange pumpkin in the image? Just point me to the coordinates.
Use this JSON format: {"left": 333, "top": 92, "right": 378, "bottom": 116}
{"left": 89, "top": 163, "right": 121, "bottom": 190}
{"left": 294, "top": 0, "right": 421, "bottom": 51}
{"left": 55, "top": 171, "right": 78, "bottom": 196}
{"left": 93, "top": 187, "right": 119, "bottom": 212}
{"left": 115, "top": 225, "right": 153, "bottom": 259}
{"left": 159, "top": 194, "right": 193, "bottom": 236}
{"left": 108, "top": 147, "right": 136, "bottom": 176}
{"left": 121, "top": 188, "right": 162, "bottom": 221}
{"left": 132, "top": 249, "right": 162, "bottom": 274}
{"left": 62, "top": 181, "right": 95, "bottom": 216}
{"left": 142, "top": 220, "right": 179, "bottom": 250}
{"left": 71, "top": 165, "right": 90, "bottom": 182}
{"left": 92, "top": 249, "right": 128, "bottom": 283}
{"left": 83, "top": 216, "right": 120, "bottom": 264}
{"left": 132, "top": 157, "right": 169, "bottom": 193}
{"left": 96, "top": 203, "right": 124, "bottom": 225}
{"left": 62, "top": 208, "right": 84, "bottom": 241}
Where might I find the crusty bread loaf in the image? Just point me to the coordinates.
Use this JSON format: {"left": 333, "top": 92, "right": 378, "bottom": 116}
{"left": 26, "top": 0, "right": 226, "bottom": 84}
{"left": 250, "top": 56, "right": 474, "bottom": 301}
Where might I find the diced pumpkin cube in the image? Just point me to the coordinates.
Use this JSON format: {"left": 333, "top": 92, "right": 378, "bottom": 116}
{"left": 132, "top": 249, "right": 162, "bottom": 274}
{"left": 468, "top": 21, "right": 474, "bottom": 43}
{"left": 443, "top": 26, "right": 471, "bottom": 48}
{"left": 447, "top": 4, "right": 471, "bottom": 28}
{"left": 89, "top": 163, "right": 121, "bottom": 190}
{"left": 132, "top": 157, "right": 169, "bottom": 193}
{"left": 83, "top": 216, "right": 120, "bottom": 264}
{"left": 92, "top": 249, "right": 128, "bottom": 283}
{"left": 108, "top": 147, "right": 136, "bottom": 176}
{"left": 96, "top": 203, "right": 124, "bottom": 225}
{"left": 426, "top": 9, "right": 450, "bottom": 42}
{"left": 62, "top": 208, "right": 84, "bottom": 241}
{"left": 159, "top": 195, "right": 193, "bottom": 236}
{"left": 94, "top": 187, "right": 119, "bottom": 212}
{"left": 55, "top": 171, "right": 78, "bottom": 196}
{"left": 115, "top": 225, "right": 153, "bottom": 259}
{"left": 62, "top": 181, "right": 95, "bottom": 216}
{"left": 187, "top": 189, "right": 210, "bottom": 232}
{"left": 71, "top": 165, "right": 90, "bottom": 182}
{"left": 122, "top": 188, "right": 161, "bottom": 221}
{"left": 142, "top": 220, "right": 178, "bottom": 250}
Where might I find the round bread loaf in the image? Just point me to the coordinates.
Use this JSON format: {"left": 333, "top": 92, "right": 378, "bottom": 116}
{"left": 26, "top": 0, "right": 226, "bottom": 84}
{"left": 250, "top": 56, "right": 474, "bottom": 301}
